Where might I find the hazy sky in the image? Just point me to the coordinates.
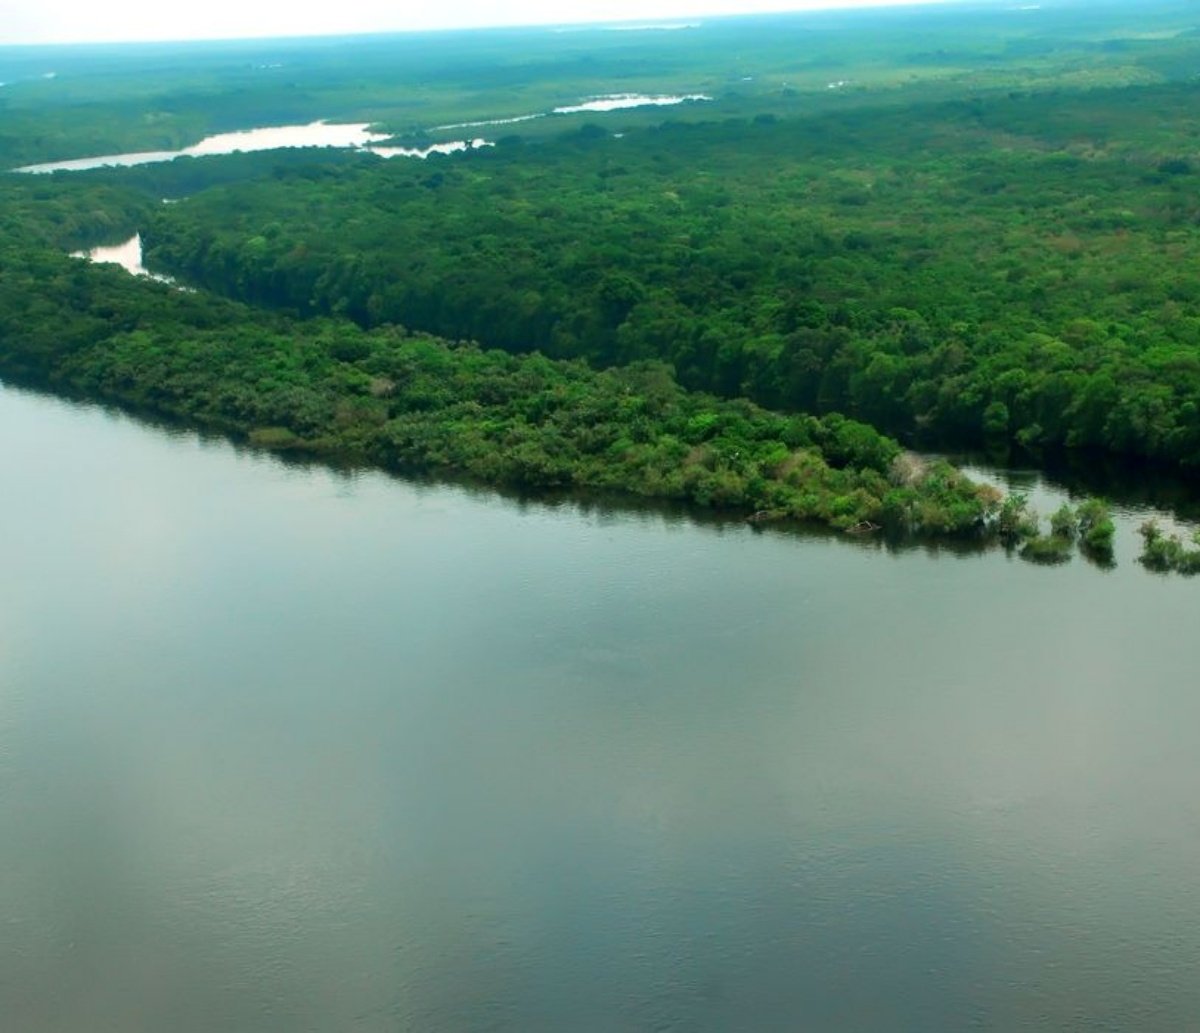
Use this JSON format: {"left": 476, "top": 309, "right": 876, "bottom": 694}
{"left": 0, "top": 0, "right": 959, "bottom": 46}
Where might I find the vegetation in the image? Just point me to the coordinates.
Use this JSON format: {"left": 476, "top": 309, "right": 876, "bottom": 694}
{"left": 5, "top": 1, "right": 1198, "bottom": 167}
{"left": 1020, "top": 533, "right": 1074, "bottom": 565}
{"left": 996, "top": 493, "right": 1039, "bottom": 544}
{"left": 0, "top": 245, "right": 1001, "bottom": 535}
{"left": 1139, "top": 521, "right": 1200, "bottom": 574}
{"left": 1020, "top": 503, "right": 1079, "bottom": 564}
{"left": 1077, "top": 497, "right": 1117, "bottom": 559}
{"left": 124, "top": 76, "right": 1200, "bottom": 472}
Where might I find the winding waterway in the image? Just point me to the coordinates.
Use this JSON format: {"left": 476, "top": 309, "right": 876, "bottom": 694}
{"left": 12, "top": 122, "right": 493, "bottom": 173}
{"left": 13, "top": 121, "right": 389, "bottom": 173}
{"left": 3, "top": 383, "right": 1200, "bottom": 1031}
{"left": 15, "top": 93, "right": 710, "bottom": 174}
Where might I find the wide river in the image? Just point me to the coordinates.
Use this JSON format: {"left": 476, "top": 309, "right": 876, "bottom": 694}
{"left": 3, "top": 384, "right": 1200, "bottom": 1031}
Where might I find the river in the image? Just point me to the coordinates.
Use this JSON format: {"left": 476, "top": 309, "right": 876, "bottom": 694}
{"left": 3, "top": 383, "right": 1199, "bottom": 1031}
{"left": 11, "top": 123, "right": 492, "bottom": 174}
{"left": 13, "top": 92, "right": 710, "bottom": 174}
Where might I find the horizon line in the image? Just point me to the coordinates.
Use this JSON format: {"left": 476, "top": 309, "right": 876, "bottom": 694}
{"left": 0, "top": 0, "right": 981, "bottom": 50}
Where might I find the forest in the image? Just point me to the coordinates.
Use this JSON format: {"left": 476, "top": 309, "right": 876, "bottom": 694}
{"left": 0, "top": 243, "right": 1004, "bottom": 539}
{"left": 137, "top": 83, "right": 1200, "bottom": 471}
{"left": 3, "top": 0, "right": 1200, "bottom": 566}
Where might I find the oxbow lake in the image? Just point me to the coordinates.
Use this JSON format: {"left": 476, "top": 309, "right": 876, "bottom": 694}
{"left": 14, "top": 121, "right": 392, "bottom": 173}
{"left": 3, "top": 383, "right": 1200, "bottom": 1030}
{"left": 13, "top": 122, "right": 495, "bottom": 173}
{"left": 14, "top": 95, "right": 710, "bottom": 173}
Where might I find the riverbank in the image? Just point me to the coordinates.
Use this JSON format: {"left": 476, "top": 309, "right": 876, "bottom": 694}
{"left": 1, "top": 244, "right": 1004, "bottom": 541}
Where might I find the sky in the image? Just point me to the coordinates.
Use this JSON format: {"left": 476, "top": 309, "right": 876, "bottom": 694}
{"left": 0, "top": 0, "right": 962, "bottom": 46}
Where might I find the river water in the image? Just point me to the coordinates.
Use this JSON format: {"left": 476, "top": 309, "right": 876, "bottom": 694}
{"left": 12, "top": 122, "right": 492, "bottom": 174}
{"left": 14, "top": 93, "right": 709, "bottom": 174}
{"left": 3, "top": 384, "right": 1200, "bottom": 1031}
{"left": 12, "top": 122, "right": 389, "bottom": 173}
{"left": 70, "top": 234, "right": 173, "bottom": 282}
{"left": 16, "top": 93, "right": 710, "bottom": 173}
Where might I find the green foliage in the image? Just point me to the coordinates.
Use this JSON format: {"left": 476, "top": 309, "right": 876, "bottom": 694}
{"left": 1076, "top": 497, "right": 1117, "bottom": 558}
{"left": 125, "top": 74, "right": 1200, "bottom": 473}
{"left": 1050, "top": 504, "right": 1077, "bottom": 540}
{"left": 0, "top": 246, "right": 996, "bottom": 538}
{"left": 1020, "top": 534, "right": 1073, "bottom": 565}
{"left": 983, "top": 401, "right": 1011, "bottom": 438}
{"left": 1019, "top": 502, "right": 1080, "bottom": 564}
{"left": 997, "top": 492, "right": 1038, "bottom": 542}
{"left": 1138, "top": 520, "right": 1200, "bottom": 574}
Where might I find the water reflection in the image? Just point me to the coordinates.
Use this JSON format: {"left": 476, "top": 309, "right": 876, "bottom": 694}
{"left": 553, "top": 92, "right": 711, "bottom": 114}
{"left": 948, "top": 443, "right": 1200, "bottom": 523}
{"left": 368, "top": 138, "right": 494, "bottom": 159}
{"left": 15, "top": 92, "right": 712, "bottom": 175}
{"left": 3, "top": 383, "right": 1200, "bottom": 1031}
{"left": 432, "top": 92, "right": 712, "bottom": 131}
{"left": 14, "top": 121, "right": 390, "bottom": 173}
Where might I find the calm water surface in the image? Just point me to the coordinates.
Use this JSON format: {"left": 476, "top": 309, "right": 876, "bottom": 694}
{"left": 396, "top": 95, "right": 713, "bottom": 132}
{"left": 13, "top": 94, "right": 710, "bottom": 173}
{"left": 71, "top": 234, "right": 173, "bottom": 282}
{"left": 13, "top": 122, "right": 389, "bottom": 173}
{"left": 12, "top": 123, "right": 495, "bottom": 174}
{"left": 17, "top": 94, "right": 711, "bottom": 173}
{"left": 3, "top": 385, "right": 1200, "bottom": 1031}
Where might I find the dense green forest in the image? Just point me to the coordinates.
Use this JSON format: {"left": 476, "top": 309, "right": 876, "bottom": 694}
{"left": 138, "top": 81, "right": 1200, "bottom": 470}
{"left": 3, "top": 0, "right": 1200, "bottom": 567}
{"left": 0, "top": 244, "right": 1002, "bottom": 537}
